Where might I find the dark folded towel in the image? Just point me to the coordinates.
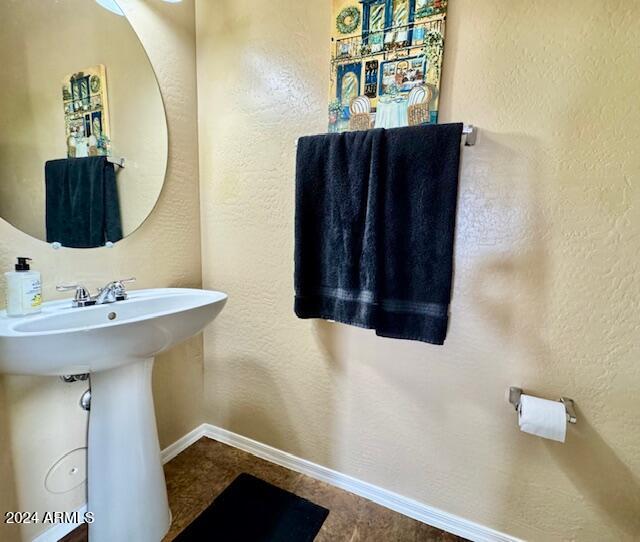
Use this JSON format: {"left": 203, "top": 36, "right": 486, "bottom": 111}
{"left": 295, "top": 128, "right": 384, "bottom": 329}
{"left": 45, "top": 156, "right": 123, "bottom": 248}
{"left": 294, "top": 123, "right": 463, "bottom": 345}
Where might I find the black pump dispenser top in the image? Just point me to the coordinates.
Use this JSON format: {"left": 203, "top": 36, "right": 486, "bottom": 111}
{"left": 15, "top": 257, "right": 32, "bottom": 271}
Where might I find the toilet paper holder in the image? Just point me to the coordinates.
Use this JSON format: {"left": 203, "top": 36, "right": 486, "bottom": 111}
{"left": 508, "top": 387, "right": 577, "bottom": 424}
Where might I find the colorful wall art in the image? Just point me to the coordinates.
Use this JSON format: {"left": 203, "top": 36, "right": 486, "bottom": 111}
{"left": 329, "top": 0, "right": 447, "bottom": 132}
{"left": 62, "top": 64, "right": 111, "bottom": 158}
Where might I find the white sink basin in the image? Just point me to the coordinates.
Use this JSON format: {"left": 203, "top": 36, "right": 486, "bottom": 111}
{"left": 0, "top": 288, "right": 226, "bottom": 375}
{"left": 0, "top": 287, "right": 227, "bottom": 542}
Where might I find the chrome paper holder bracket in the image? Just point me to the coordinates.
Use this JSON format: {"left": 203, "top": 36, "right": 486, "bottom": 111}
{"left": 508, "top": 386, "right": 577, "bottom": 424}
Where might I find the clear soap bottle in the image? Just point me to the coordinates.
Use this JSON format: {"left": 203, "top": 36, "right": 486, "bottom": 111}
{"left": 4, "top": 257, "right": 42, "bottom": 316}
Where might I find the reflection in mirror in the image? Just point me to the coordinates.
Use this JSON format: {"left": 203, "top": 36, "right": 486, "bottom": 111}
{"left": 0, "top": 0, "right": 167, "bottom": 248}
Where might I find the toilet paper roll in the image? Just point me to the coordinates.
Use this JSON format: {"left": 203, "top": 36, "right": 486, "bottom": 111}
{"left": 518, "top": 394, "right": 566, "bottom": 443}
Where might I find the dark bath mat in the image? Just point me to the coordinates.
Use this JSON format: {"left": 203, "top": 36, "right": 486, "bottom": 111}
{"left": 174, "top": 473, "right": 329, "bottom": 542}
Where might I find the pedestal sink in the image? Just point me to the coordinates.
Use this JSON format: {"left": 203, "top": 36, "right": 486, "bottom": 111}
{"left": 0, "top": 288, "right": 227, "bottom": 542}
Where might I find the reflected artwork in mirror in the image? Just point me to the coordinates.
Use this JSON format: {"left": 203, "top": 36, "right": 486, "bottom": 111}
{"left": 0, "top": 0, "right": 168, "bottom": 248}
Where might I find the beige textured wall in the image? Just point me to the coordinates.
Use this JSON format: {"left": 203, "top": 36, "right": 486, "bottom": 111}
{"left": 196, "top": 1, "right": 639, "bottom": 540}
{"left": 0, "top": 1, "right": 202, "bottom": 540}
{"left": 0, "top": 0, "right": 167, "bottom": 242}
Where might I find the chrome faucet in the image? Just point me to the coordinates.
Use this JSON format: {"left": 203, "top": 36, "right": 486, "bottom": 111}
{"left": 56, "top": 278, "right": 136, "bottom": 307}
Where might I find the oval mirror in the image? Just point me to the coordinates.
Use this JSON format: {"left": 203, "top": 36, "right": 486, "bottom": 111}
{"left": 0, "top": 0, "right": 167, "bottom": 248}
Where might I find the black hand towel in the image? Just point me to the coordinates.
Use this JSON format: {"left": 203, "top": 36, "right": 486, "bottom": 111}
{"left": 295, "top": 128, "right": 385, "bottom": 329}
{"left": 375, "top": 123, "right": 462, "bottom": 343}
{"left": 294, "top": 123, "right": 463, "bottom": 345}
{"left": 45, "top": 156, "right": 123, "bottom": 248}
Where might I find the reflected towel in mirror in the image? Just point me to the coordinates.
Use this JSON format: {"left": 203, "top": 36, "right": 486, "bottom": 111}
{"left": 45, "top": 156, "right": 123, "bottom": 248}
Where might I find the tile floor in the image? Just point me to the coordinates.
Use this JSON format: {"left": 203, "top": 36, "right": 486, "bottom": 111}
{"left": 61, "top": 437, "right": 466, "bottom": 541}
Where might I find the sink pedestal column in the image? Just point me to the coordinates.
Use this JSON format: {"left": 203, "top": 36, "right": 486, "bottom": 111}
{"left": 88, "top": 358, "right": 170, "bottom": 542}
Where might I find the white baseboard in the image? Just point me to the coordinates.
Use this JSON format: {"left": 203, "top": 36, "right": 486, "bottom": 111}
{"left": 31, "top": 504, "right": 87, "bottom": 542}
{"left": 160, "top": 424, "right": 208, "bottom": 464}
{"left": 198, "top": 423, "right": 521, "bottom": 542}
{"left": 34, "top": 423, "right": 520, "bottom": 542}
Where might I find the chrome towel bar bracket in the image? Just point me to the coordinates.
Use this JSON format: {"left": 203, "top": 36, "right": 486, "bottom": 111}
{"left": 107, "top": 156, "right": 125, "bottom": 169}
{"left": 508, "top": 386, "right": 577, "bottom": 424}
{"left": 462, "top": 124, "right": 477, "bottom": 146}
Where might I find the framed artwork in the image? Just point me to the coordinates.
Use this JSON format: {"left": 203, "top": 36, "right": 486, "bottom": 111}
{"left": 62, "top": 65, "right": 111, "bottom": 158}
{"left": 329, "top": 0, "right": 447, "bottom": 132}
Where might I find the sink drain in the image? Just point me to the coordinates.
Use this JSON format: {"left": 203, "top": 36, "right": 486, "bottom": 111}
{"left": 107, "top": 312, "right": 117, "bottom": 320}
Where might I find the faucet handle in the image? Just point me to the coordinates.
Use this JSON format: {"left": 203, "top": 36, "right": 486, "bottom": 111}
{"left": 56, "top": 283, "right": 80, "bottom": 292}
{"left": 112, "top": 277, "right": 136, "bottom": 300}
{"left": 96, "top": 278, "right": 135, "bottom": 291}
{"left": 56, "top": 283, "right": 94, "bottom": 307}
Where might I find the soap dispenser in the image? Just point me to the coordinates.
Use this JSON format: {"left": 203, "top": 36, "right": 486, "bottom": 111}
{"left": 4, "top": 257, "right": 42, "bottom": 316}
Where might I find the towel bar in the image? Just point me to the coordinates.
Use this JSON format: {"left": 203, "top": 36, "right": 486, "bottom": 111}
{"left": 508, "top": 386, "right": 577, "bottom": 424}
{"left": 295, "top": 124, "right": 477, "bottom": 148}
